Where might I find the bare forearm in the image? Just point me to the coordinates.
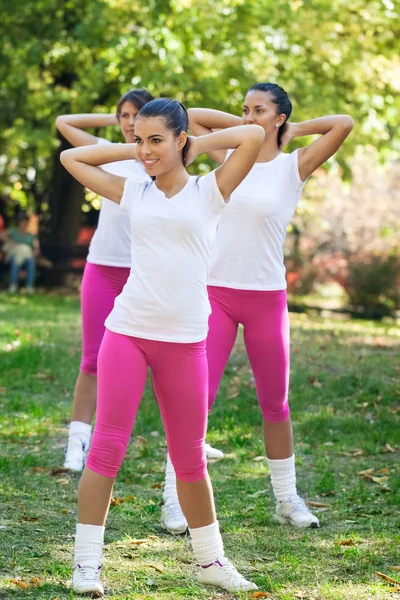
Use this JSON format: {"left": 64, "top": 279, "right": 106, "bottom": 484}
{"left": 56, "top": 114, "right": 118, "bottom": 129}
{"left": 60, "top": 143, "right": 137, "bottom": 167}
{"left": 194, "top": 126, "right": 263, "bottom": 156}
{"left": 188, "top": 108, "right": 241, "bottom": 131}
{"left": 292, "top": 115, "right": 354, "bottom": 137}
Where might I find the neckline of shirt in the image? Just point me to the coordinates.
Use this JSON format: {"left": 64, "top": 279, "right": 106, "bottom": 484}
{"left": 152, "top": 175, "right": 193, "bottom": 200}
{"left": 253, "top": 152, "right": 285, "bottom": 167}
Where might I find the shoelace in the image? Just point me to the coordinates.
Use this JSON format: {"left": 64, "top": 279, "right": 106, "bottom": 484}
{"left": 286, "top": 495, "right": 311, "bottom": 514}
{"left": 165, "top": 502, "right": 186, "bottom": 519}
{"left": 217, "top": 560, "right": 248, "bottom": 584}
{"left": 76, "top": 565, "right": 101, "bottom": 580}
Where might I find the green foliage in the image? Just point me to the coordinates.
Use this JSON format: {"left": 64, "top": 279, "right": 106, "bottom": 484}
{"left": 0, "top": 0, "right": 399, "bottom": 213}
{"left": 344, "top": 253, "right": 400, "bottom": 317}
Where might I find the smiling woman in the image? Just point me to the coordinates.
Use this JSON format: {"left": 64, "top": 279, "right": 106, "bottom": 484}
{"left": 59, "top": 97, "right": 265, "bottom": 596}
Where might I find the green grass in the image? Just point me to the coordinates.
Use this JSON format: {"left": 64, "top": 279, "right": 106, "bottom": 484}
{"left": 0, "top": 293, "right": 399, "bottom": 599}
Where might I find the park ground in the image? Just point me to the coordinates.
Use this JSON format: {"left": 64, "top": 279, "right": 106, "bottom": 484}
{"left": 0, "top": 293, "right": 399, "bottom": 600}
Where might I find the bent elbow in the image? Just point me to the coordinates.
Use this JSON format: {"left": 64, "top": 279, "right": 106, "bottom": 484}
{"left": 342, "top": 115, "right": 354, "bottom": 133}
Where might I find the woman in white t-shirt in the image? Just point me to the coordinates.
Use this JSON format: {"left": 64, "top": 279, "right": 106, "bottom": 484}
{"left": 56, "top": 89, "right": 154, "bottom": 472}
{"left": 183, "top": 83, "right": 353, "bottom": 529}
{"left": 60, "top": 98, "right": 265, "bottom": 596}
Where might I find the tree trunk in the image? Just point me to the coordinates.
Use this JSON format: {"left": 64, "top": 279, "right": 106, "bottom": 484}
{"left": 41, "top": 134, "right": 85, "bottom": 285}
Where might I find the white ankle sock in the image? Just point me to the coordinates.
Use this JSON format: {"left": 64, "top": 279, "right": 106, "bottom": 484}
{"left": 267, "top": 454, "right": 297, "bottom": 502}
{"left": 74, "top": 523, "right": 104, "bottom": 568}
{"left": 69, "top": 421, "right": 92, "bottom": 446}
{"left": 163, "top": 453, "right": 179, "bottom": 505}
{"left": 190, "top": 521, "right": 224, "bottom": 566}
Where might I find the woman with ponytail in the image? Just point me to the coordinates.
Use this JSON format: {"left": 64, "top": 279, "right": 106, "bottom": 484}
{"left": 60, "top": 98, "right": 265, "bottom": 595}
{"left": 171, "top": 83, "right": 353, "bottom": 531}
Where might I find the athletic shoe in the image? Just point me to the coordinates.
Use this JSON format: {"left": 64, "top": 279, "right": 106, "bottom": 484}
{"left": 276, "top": 495, "right": 320, "bottom": 528}
{"left": 8, "top": 284, "right": 17, "bottom": 294}
{"left": 197, "top": 557, "right": 257, "bottom": 591}
{"left": 205, "top": 443, "right": 224, "bottom": 459}
{"left": 72, "top": 564, "right": 104, "bottom": 596}
{"left": 160, "top": 502, "right": 188, "bottom": 535}
{"left": 64, "top": 437, "right": 88, "bottom": 472}
{"left": 26, "top": 286, "right": 35, "bottom": 295}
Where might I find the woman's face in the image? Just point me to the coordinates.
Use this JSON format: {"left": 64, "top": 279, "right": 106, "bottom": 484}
{"left": 134, "top": 116, "right": 187, "bottom": 176}
{"left": 118, "top": 101, "right": 140, "bottom": 143}
{"left": 242, "top": 90, "right": 286, "bottom": 139}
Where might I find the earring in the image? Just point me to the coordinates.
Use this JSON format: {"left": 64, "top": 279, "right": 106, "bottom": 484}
{"left": 276, "top": 123, "right": 279, "bottom": 127}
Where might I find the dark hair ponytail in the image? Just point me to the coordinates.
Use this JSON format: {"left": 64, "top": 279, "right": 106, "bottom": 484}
{"left": 116, "top": 88, "right": 155, "bottom": 119}
{"left": 137, "top": 98, "right": 189, "bottom": 164}
{"left": 248, "top": 83, "right": 292, "bottom": 146}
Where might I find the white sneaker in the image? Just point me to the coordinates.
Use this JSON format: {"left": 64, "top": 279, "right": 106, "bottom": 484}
{"left": 205, "top": 443, "right": 224, "bottom": 459}
{"left": 8, "top": 284, "right": 17, "bottom": 294}
{"left": 72, "top": 564, "right": 104, "bottom": 596}
{"left": 64, "top": 437, "right": 88, "bottom": 472}
{"left": 197, "top": 556, "right": 257, "bottom": 591}
{"left": 160, "top": 502, "right": 188, "bottom": 535}
{"left": 276, "top": 495, "right": 320, "bottom": 528}
{"left": 26, "top": 285, "right": 35, "bottom": 295}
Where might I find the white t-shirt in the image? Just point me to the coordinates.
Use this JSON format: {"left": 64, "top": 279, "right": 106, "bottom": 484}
{"left": 86, "top": 138, "right": 150, "bottom": 267}
{"left": 105, "top": 171, "right": 226, "bottom": 343}
{"left": 209, "top": 150, "right": 306, "bottom": 290}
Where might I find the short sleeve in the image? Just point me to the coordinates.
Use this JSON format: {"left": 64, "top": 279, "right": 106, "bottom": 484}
{"left": 287, "top": 149, "right": 307, "bottom": 191}
{"left": 96, "top": 137, "right": 111, "bottom": 147}
{"left": 120, "top": 178, "right": 146, "bottom": 213}
{"left": 197, "top": 171, "right": 227, "bottom": 214}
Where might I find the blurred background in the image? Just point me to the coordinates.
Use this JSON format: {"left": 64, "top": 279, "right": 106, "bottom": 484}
{"left": 0, "top": 0, "right": 399, "bottom": 316}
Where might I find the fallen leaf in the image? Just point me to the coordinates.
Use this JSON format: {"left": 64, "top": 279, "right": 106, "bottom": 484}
{"left": 248, "top": 489, "right": 268, "bottom": 498}
{"left": 294, "top": 592, "right": 308, "bottom": 599}
{"left": 151, "top": 483, "right": 163, "bottom": 489}
{"left": 110, "top": 497, "right": 125, "bottom": 506}
{"left": 124, "top": 553, "right": 139, "bottom": 559}
{"left": 377, "top": 468, "right": 390, "bottom": 475}
{"left": 376, "top": 572, "right": 400, "bottom": 585}
{"left": 338, "top": 539, "right": 356, "bottom": 546}
{"left": 144, "top": 564, "right": 163, "bottom": 573}
{"left": 313, "top": 380, "right": 323, "bottom": 388}
{"left": 389, "top": 567, "right": 400, "bottom": 571}
{"left": 134, "top": 435, "right": 148, "bottom": 446}
{"left": 339, "top": 448, "right": 364, "bottom": 457}
{"left": 50, "top": 468, "right": 69, "bottom": 476}
{"left": 358, "top": 468, "right": 375, "bottom": 477}
{"left": 381, "top": 443, "right": 395, "bottom": 453}
{"left": 125, "top": 495, "right": 136, "bottom": 502}
{"left": 11, "top": 579, "right": 29, "bottom": 589}
{"left": 32, "top": 467, "right": 47, "bottom": 473}
{"left": 130, "top": 539, "right": 148, "bottom": 545}
{"left": 252, "top": 456, "right": 266, "bottom": 462}
{"left": 0, "top": 387, "right": 7, "bottom": 393}
{"left": 371, "top": 476, "right": 389, "bottom": 484}
{"left": 250, "top": 592, "right": 269, "bottom": 598}
{"left": 21, "top": 516, "right": 40, "bottom": 522}
{"left": 34, "top": 372, "right": 54, "bottom": 380}
{"left": 307, "top": 501, "right": 329, "bottom": 508}
{"left": 55, "top": 478, "right": 70, "bottom": 485}
{"left": 61, "top": 509, "right": 69, "bottom": 514}
{"left": 30, "top": 577, "right": 41, "bottom": 585}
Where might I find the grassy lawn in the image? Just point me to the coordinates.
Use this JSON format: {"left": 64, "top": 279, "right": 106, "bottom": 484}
{"left": 0, "top": 292, "right": 399, "bottom": 600}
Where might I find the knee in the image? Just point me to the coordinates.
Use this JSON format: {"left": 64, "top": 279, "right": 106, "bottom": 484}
{"left": 85, "top": 426, "right": 128, "bottom": 478}
{"left": 170, "top": 447, "right": 207, "bottom": 482}
{"left": 261, "top": 403, "right": 290, "bottom": 423}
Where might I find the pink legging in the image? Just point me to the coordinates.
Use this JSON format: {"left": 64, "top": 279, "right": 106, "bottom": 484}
{"left": 86, "top": 330, "right": 208, "bottom": 481}
{"left": 207, "top": 286, "right": 290, "bottom": 423}
{"left": 80, "top": 262, "right": 130, "bottom": 375}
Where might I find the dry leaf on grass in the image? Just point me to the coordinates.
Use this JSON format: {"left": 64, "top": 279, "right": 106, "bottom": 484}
{"left": 0, "top": 387, "right": 7, "bottom": 393}
{"left": 294, "top": 592, "right": 309, "bottom": 599}
{"left": 50, "top": 467, "right": 69, "bottom": 476}
{"left": 30, "top": 577, "right": 41, "bottom": 585}
{"left": 376, "top": 572, "right": 400, "bottom": 585}
{"left": 307, "top": 501, "right": 329, "bottom": 508}
{"left": 144, "top": 564, "right": 163, "bottom": 573}
{"left": 21, "top": 516, "right": 40, "bottom": 522}
{"left": 248, "top": 489, "right": 268, "bottom": 498}
{"left": 250, "top": 592, "right": 269, "bottom": 598}
{"left": 130, "top": 539, "right": 149, "bottom": 545}
{"left": 389, "top": 567, "right": 400, "bottom": 571}
{"left": 358, "top": 468, "right": 375, "bottom": 477}
{"left": 338, "top": 539, "right": 356, "bottom": 546}
{"left": 124, "top": 553, "right": 139, "bottom": 559}
{"left": 110, "top": 497, "right": 125, "bottom": 506}
{"left": 252, "top": 456, "right": 266, "bottom": 462}
{"left": 151, "top": 483, "right": 163, "bottom": 489}
{"left": 371, "top": 476, "right": 389, "bottom": 484}
{"left": 11, "top": 579, "right": 29, "bottom": 589}
{"left": 55, "top": 478, "right": 70, "bottom": 485}
{"left": 377, "top": 468, "right": 390, "bottom": 475}
{"left": 339, "top": 448, "right": 364, "bottom": 457}
{"left": 381, "top": 443, "right": 395, "bottom": 453}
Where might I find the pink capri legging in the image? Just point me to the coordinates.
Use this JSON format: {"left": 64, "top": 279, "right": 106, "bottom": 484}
{"left": 86, "top": 330, "right": 208, "bottom": 481}
{"left": 207, "top": 286, "right": 290, "bottom": 423}
{"left": 80, "top": 262, "right": 130, "bottom": 375}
